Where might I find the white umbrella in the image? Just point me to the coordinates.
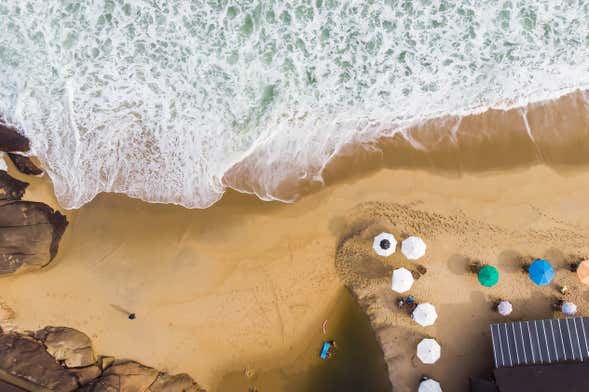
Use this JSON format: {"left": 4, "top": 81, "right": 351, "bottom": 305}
{"left": 417, "top": 338, "right": 441, "bottom": 364}
{"left": 562, "top": 302, "right": 577, "bottom": 316}
{"left": 497, "top": 300, "right": 513, "bottom": 316}
{"left": 412, "top": 303, "right": 438, "bottom": 327}
{"left": 419, "top": 379, "right": 443, "bottom": 392}
{"left": 401, "top": 236, "right": 426, "bottom": 260}
{"left": 391, "top": 268, "right": 414, "bottom": 293}
{"left": 372, "top": 232, "right": 397, "bottom": 257}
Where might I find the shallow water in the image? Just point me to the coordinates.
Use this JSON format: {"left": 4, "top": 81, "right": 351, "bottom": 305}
{"left": 217, "top": 288, "right": 391, "bottom": 392}
{"left": 2, "top": 1, "right": 589, "bottom": 209}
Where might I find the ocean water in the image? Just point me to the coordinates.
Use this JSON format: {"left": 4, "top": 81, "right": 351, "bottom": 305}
{"left": 1, "top": 0, "right": 589, "bottom": 209}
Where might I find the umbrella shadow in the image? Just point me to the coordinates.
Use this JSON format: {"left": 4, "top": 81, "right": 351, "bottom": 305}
{"left": 496, "top": 250, "right": 526, "bottom": 274}
{"left": 356, "top": 255, "right": 391, "bottom": 280}
{"left": 544, "top": 248, "right": 566, "bottom": 267}
{"left": 446, "top": 254, "right": 471, "bottom": 275}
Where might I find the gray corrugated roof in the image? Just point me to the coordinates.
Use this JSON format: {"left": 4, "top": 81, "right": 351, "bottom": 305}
{"left": 490, "top": 317, "right": 589, "bottom": 368}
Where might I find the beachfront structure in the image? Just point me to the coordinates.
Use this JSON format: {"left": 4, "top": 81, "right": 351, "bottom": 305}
{"left": 470, "top": 317, "right": 589, "bottom": 392}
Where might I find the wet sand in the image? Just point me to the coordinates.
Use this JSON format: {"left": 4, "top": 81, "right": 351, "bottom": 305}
{"left": 3, "top": 91, "right": 589, "bottom": 390}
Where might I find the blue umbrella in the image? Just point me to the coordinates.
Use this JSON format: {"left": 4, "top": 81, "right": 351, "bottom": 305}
{"left": 529, "top": 259, "right": 554, "bottom": 285}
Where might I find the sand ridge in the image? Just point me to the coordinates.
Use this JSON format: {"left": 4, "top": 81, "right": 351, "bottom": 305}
{"left": 335, "top": 197, "right": 589, "bottom": 391}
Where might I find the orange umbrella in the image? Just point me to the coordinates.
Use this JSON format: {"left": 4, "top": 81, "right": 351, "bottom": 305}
{"left": 577, "top": 260, "right": 589, "bottom": 285}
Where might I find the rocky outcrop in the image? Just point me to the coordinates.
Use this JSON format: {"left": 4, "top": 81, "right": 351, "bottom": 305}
{"left": 147, "top": 372, "right": 206, "bottom": 392}
{"left": 36, "top": 327, "right": 96, "bottom": 368}
{"left": 0, "top": 125, "right": 68, "bottom": 275}
{"left": 0, "top": 302, "right": 15, "bottom": 322}
{"left": 78, "top": 361, "right": 158, "bottom": 391}
{"left": 8, "top": 153, "right": 43, "bottom": 176}
{"left": 0, "top": 171, "right": 28, "bottom": 200}
{"left": 79, "top": 361, "right": 205, "bottom": 392}
{"left": 0, "top": 121, "right": 29, "bottom": 152}
{"left": 0, "top": 332, "right": 79, "bottom": 392}
{"left": 0, "top": 200, "right": 68, "bottom": 274}
{"left": 0, "top": 327, "right": 206, "bottom": 392}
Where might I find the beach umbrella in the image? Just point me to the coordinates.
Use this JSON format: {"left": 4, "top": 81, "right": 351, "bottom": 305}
{"left": 528, "top": 259, "right": 554, "bottom": 286}
{"left": 477, "top": 265, "right": 499, "bottom": 287}
{"left": 391, "top": 267, "right": 414, "bottom": 293}
{"left": 412, "top": 303, "right": 438, "bottom": 327}
{"left": 401, "top": 236, "right": 427, "bottom": 260}
{"left": 577, "top": 260, "right": 589, "bottom": 285}
{"left": 373, "top": 232, "right": 397, "bottom": 257}
{"left": 497, "top": 300, "right": 513, "bottom": 316}
{"left": 417, "top": 338, "right": 441, "bottom": 364}
{"left": 419, "top": 379, "right": 443, "bottom": 392}
{"left": 562, "top": 302, "right": 577, "bottom": 316}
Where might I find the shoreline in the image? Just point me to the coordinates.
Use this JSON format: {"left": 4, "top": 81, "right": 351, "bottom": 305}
{"left": 4, "top": 88, "right": 589, "bottom": 211}
{"left": 4, "top": 91, "right": 589, "bottom": 390}
{"left": 223, "top": 89, "right": 589, "bottom": 207}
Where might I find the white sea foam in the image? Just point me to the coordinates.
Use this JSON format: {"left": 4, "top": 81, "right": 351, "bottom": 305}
{"left": 1, "top": 1, "right": 589, "bottom": 208}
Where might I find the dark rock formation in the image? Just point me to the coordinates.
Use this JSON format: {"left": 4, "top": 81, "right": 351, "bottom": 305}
{"left": 78, "top": 361, "right": 158, "bottom": 392}
{"left": 70, "top": 365, "right": 102, "bottom": 387}
{"left": 36, "top": 327, "right": 96, "bottom": 368}
{"left": 0, "top": 328, "right": 206, "bottom": 392}
{"left": 147, "top": 372, "right": 206, "bottom": 392}
{"left": 0, "top": 121, "right": 29, "bottom": 152}
{"left": 8, "top": 153, "right": 43, "bottom": 175}
{"left": 0, "top": 200, "right": 68, "bottom": 274}
{"left": 0, "top": 327, "right": 206, "bottom": 392}
{"left": 0, "top": 171, "right": 28, "bottom": 201}
{"left": 0, "top": 129, "right": 67, "bottom": 275}
{"left": 79, "top": 361, "right": 205, "bottom": 392}
{"left": 0, "top": 332, "right": 79, "bottom": 392}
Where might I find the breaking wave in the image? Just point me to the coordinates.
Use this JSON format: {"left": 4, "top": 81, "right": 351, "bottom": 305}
{"left": 1, "top": 1, "right": 589, "bottom": 208}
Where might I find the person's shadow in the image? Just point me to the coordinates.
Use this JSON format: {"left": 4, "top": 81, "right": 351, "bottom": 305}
{"left": 111, "top": 304, "right": 135, "bottom": 319}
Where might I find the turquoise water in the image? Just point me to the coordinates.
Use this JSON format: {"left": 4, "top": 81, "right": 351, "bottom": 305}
{"left": 1, "top": 1, "right": 589, "bottom": 208}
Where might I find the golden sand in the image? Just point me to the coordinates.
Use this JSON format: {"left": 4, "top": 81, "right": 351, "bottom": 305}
{"left": 3, "top": 91, "right": 589, "bottom": 391}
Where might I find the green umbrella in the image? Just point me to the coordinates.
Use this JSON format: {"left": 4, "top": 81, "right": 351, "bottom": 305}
{"left": 478, "top": 265, "right": 499, "bottom": 287}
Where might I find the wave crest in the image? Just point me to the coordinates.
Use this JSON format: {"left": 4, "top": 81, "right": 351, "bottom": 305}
{"left": 1, "top": 1, "right": 589, "bottom": 208}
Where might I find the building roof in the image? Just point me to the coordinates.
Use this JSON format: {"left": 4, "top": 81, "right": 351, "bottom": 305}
{"left": 494, "top": 362, "right": 589, "bottom": 392}
{"left": 469, "top": 377, "right": 499, "bottom": 392}
{"left": 490, "top": 317, "right": 589, "bottom": 368}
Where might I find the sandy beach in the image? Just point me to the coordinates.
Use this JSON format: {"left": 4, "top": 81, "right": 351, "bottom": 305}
{"left": 3, "top": 92, "right": 589, "bottom": 391}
